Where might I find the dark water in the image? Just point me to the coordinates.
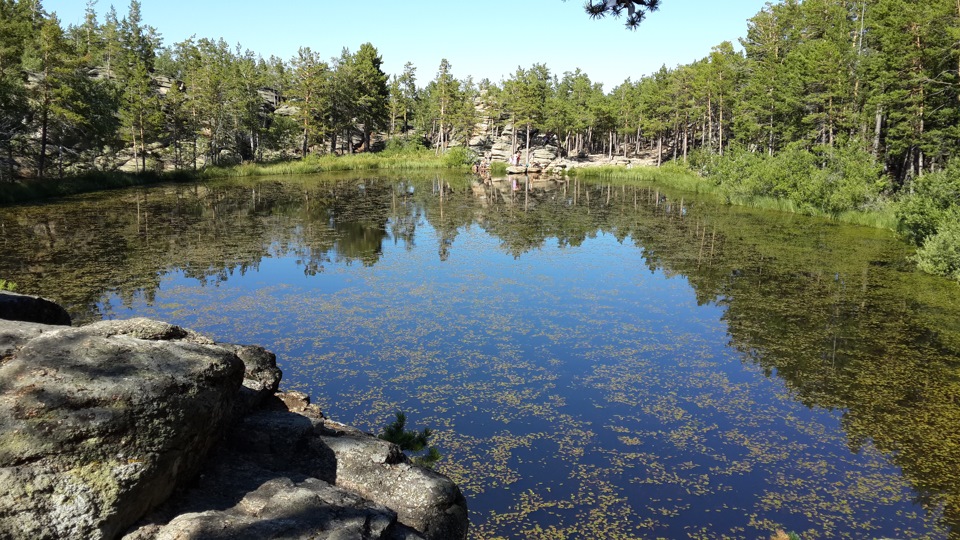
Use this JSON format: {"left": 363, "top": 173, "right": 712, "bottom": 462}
{"left": 2, "top": 173, "right": 959, "bottom": 539}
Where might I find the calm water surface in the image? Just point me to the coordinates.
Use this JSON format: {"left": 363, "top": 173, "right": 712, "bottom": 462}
{"left": 2, "top": 173, "right": 959, "bottom": 539}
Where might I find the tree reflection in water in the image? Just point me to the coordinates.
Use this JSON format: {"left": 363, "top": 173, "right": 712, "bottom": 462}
{"left": 2, "top": 173, "right": 958, "bottom": 538}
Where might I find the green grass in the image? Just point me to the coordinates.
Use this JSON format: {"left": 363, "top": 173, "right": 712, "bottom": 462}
{"left": 568, "top": 164, "right": 720, "bottom": 195}
{"left": 0, "top": 151, "right": 469, "bottom": 205}
{"left": 199, "top": 151, "right": 459, "bottom": 179}
{"left": 0, "top": 170, "right": 195, "bottom": 205}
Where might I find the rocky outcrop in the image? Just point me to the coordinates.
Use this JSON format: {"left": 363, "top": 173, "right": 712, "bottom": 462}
{"left": 0, "top": 309, "right": 467, "bottom": 540}
{"left": 0, "top": 318, "right": 244, "bottom": 540}
{"left": 315, "top": 420, "right": 468, "bottom": 540}
{"left": 471, "top": 124, "right": 561, "bottom": 170}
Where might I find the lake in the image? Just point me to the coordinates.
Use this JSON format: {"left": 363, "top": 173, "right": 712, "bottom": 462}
{"left": 2, "top": 173, "right": 958, "bottom": 539}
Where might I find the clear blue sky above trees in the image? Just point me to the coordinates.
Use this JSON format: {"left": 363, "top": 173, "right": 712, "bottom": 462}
{"left": 45, "top": 0, "right": 768, "bottom": 90}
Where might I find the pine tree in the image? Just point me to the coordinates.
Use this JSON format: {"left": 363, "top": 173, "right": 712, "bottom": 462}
{"left": 350, "top": 43, "right": 389, "bottom": 152}
{"left": 0, "top": 0, "right": 33, "bottom": 180}
{"left": 327, "top": 48, "right": 358, "bottom": 154}
{"left": 397, "top": 61, "right": 416, "bottom": 134}
{"left": 67, "top": 0, "right": 100, "bottom": 64}
{"left": 865, "top": 0, "right": 959, "bottom": 181}
{"left": 639, "top": 66, "right": 671, "bottom": 165}
{"left": 736, "top": 0, "right": 804, "bottom": 155}
{"left": 706, "top": 41, "right": 742, "bottom": 155}
{"left": 581, "top": 0, "right": 662, "bottom": 29}
{"left": 432, "top": 58, "right": 458, "bottom": 153}
{"left": 504, "top": 63, "right": 550, "bottom": 162}
{"left": 25, "top": 13, "right": 84, "bottom": 178}
{"left": 450, "top": 75, "right": 479, "bottom": 148}
{"left": 378, "top": 411, "right": 440, "bottom": 468}
{"left": 117, "top": 0, "right": 161, "bottom": 172}
{"left": 100, "top": 5, "right": 122, "bottom": 76}
{"left": 289, "top": 46, "right": 330, "bottom": 156}
{"left": 387, "top": 75, "right": 402, "bottom": 136}
{"left": 229, "top": 46, "right": 267, "bottom": 161}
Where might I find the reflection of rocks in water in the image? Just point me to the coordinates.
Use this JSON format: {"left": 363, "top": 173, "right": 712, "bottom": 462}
{"left": 479, "top": 176, "right": 566, "bottom": 207}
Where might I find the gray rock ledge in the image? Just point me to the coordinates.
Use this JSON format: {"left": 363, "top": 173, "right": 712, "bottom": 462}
{"left": 0, "top": 314, "right": 467, "bottom": 540}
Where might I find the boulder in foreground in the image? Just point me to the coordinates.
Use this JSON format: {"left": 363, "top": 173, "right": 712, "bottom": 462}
{"left": 0, "top": 313, "right": 467, "bottom": 540}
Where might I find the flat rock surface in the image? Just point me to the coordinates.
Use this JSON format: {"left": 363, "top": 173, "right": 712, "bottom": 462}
{"left": 123, "top": 451, "right": 423, "bottom": 540}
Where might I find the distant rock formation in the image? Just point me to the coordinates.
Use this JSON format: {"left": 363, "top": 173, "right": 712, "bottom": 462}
{"left": 470, "top": 123, "right": 561, "bottom": 168}
{"left": 0, "top": 293, "right": 468, "bottom": 540}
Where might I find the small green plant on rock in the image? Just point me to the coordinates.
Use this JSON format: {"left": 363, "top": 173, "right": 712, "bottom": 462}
{"left": 0, "top": 279, "right": 17, "bottom": 292}
{"left": 378, "top": 411, "right": 441, "bottom": 468}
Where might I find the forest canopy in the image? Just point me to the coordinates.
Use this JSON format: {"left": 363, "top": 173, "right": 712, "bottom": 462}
{"left": 1, "top": 0, "right": 959, "bottom": 280}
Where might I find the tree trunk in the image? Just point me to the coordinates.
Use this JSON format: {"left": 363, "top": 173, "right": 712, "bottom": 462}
{"left": 131, "top": 125, "right": 139, "bottom": 173}
{"left": 38, "top": 106, "right": 49, "bottom": 178}
{"left": 139, "top": 116, "right": 147, "bottom": 172}
{"left": 719, "top": 100, "right": 724, "bottom": 156}
{"left": 672, "top": 128, "right": 678, "bottom": 161}
{"left": 525, "top": 123, "right": 531, "bottom": 165}
{"left": 918, "top": 85, "right": 925, "bottom": 176}
{"left": 701, "top": 115, "right": 707, "bottom": 148}
{"left": 707, "top": 94, "right": 713, "bottom": 150}
{"left": 768, "top": 113, "right": 774, "bottom": 156}
{"left": 872, "top": 106, "right": 883, "bottom": 160}
{"left": 192, "top": 108, "right": 198, "bottom": 170}
{"left": 439, "top": 99, "right": 446, "bottom": 154}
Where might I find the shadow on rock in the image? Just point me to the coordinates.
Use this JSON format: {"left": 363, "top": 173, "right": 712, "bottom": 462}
{"left": 0, "top": 304, "right": 467, "bottom": 540}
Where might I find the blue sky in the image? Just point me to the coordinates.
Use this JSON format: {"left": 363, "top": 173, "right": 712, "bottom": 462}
{"left": 45, "top": 0, "right": 770, "bottom": 90}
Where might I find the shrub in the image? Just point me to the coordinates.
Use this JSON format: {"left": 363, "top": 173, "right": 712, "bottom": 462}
{"left": 441, "top": 146, "right": 475, "bottom": 168}
{"left": 382, "top": 135, "right": 428, "bottom": 156}
{"left": 490, "top": 161, "right": 508, "bottom": 175}
{"left": 811, "top": 141, "right": 886, "bottom": 215}
{"left": 378, "top": 411, "right": 441, "bottom": 468}
{"left": 914, "top": 210, "right": 960, "bottom": 282}
{"left": 708, "top": 140, "right": 885, "bottom": 215}
{"left": 896, "top": 161, "right": 960, "bottom": 245}
{"left": 896, "top": 194, "right": 945, "bottom": 246}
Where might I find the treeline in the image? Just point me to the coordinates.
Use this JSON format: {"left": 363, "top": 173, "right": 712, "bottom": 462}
{"left": 3, "top": 0, "right": 956, "bottom": 178}
{"left": 0, "top": 0, "right": 958, "bottom": 280}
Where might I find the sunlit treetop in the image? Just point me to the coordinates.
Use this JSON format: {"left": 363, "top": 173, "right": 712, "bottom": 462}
{"left": 583, "top": 0, "right": 662, "bottom": 29}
